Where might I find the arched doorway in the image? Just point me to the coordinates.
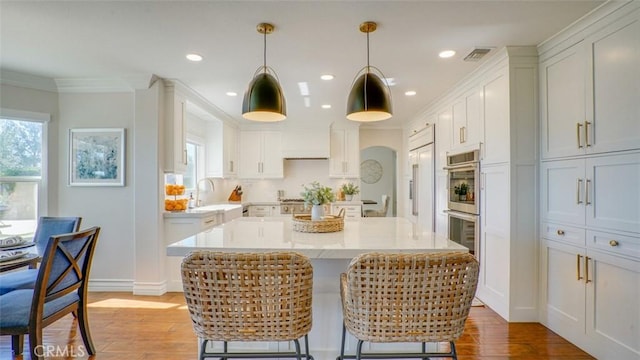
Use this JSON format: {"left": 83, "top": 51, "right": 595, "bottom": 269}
{"left": 360, "top": 146, "right": 397, "bottom": 216}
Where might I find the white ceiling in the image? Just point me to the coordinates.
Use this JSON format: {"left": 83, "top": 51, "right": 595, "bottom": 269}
{"left": 0, "top": 1, "right": 604, "bottom": 128}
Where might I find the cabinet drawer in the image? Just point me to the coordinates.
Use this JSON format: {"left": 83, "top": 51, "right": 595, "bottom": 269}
{"left": 542, "top": 222, "right": 585, "bottom": 246}
{"left": 200, "top": 216, "right": 218, "bottom": 230}
{"left": 587, "top": 230, "right": 640, "bottom": 260}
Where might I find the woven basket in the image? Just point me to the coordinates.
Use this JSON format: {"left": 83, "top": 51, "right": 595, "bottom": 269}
{"left": 292, "top": 213, "right": 344, "bottom": 233}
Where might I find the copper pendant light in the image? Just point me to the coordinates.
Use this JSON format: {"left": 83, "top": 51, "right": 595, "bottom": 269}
{"left": 242, "top": 23, "right": 287, "bottom": 122}
{"left": 346, "top": 21, "right": 392, "bottom": 122}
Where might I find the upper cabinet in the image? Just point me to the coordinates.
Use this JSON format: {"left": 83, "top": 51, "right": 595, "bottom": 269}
{"left": 282, "top": 127, "right": 330, "bottom": 159}
{"left": 541, "top": 11, "right": 640, "bottom": 159}
{"left": 451, "top": 87, "right": 483, "bottom": 151}
{"left": 164, "top": 82, "right": 188, "bottom": 173}
{"left": 329, "top": 127, "right": 359, "bottom": 178}
{"left": 482, "top": 68, "right": 510, "bottom": 165}
{"left": 239, "top": 131, "right": 283, "bottom": 179}
{"left": 206, "top": 120, "right": 238, "bottom": 178}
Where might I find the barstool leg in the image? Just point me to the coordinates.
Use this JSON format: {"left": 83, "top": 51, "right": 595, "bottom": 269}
{"left": 293, "top": 339, "right": 302, "bottom": 360}
{"left": 355, "top": 340, "right": 364, "bottom": 360}
{"left": 337, "top": 323, "right": 347, "bottom": 360}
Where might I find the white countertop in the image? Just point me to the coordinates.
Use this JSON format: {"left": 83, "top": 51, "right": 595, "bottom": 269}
{"left": 167, "top": 216, "right": 467, "bottom": 259}
{"left": 163, "top": 203, "right": 243, "bottom": 218}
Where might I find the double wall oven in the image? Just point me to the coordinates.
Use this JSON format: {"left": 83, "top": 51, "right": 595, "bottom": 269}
{"left": 444, "top": 150, "right": 480, "bottom": 257}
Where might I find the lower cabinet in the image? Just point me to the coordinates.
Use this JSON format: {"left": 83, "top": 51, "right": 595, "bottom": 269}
{"left": 541, "top": 233, "right": 640, "bottom": 360}
{"left": 248, "top": 205, "right": 281, "bottom": 217}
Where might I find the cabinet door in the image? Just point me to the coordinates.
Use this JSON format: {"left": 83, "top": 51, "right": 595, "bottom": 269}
{"left": 223, "top": 124, "right": 237, "bottom": 176}
{"left": 417, "top": 145, "right": 434, "bottom": 232}
{"left": 329, "top": 129, "right": 359, "bottom": 178}
{"left": 435, "top": 107, "right": 452, "bottom": 171}
{"left": 585, "top": 249, "right": 640, "bottom": 359}
{"left": 464, "top": 87, "right": 483, "bottom": 146}
{"left": 540, "top": 42, "right": 587, "bottom": 159}
{"left": 165, "top": 88, "right": 188, "bottom": 173}
{"left": 452, "top": 98, "right": 466, "bottom": 148}
{"left": 587, "top": 14, "right": 640, "bottom": 154}
{"left": 541, "top": 159, "right": 585, "bottom": 226}
{"left": 261, "top": 131, "right": 283, "bottom": 178}
{"left": 482, "top": 69, "right": 510, "bottom": 164}
{"left": 434, "top": 172, "right": 448, "bottom": 237}
{"left": 343, "top": 129, "right": 360, "bottom": 177}
{"left": 586, "top": 153, "right": 640, "bottom": 233}
{"left": 239, "top": 131, "right": 263, "bottom": 178}
{"left": 541, "top": 240, "right": 586, "bottom": 346}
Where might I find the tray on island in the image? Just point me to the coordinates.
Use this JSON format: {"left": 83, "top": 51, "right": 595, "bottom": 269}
{"left": 292, "top": 211, "right": 345, "bottom": 233}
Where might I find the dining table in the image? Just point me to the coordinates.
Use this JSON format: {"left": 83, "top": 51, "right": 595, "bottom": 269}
{"left": 0, "top": 236, "right": 38, "bottom": 273}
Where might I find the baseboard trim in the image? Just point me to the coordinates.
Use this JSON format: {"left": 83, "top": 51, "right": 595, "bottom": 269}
{"left": 132, "top": 280, "right": 168, "bottom": 296}
{"left": 88, "top": 279, "right": 134, "bottom": 292}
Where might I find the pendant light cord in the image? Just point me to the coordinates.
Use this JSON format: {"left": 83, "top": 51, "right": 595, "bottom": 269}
{"left": 263, "top": 29, "right": 267, "bottom": 73}
{"left": 366, "top": 31, "right": 370, "bottom": 72}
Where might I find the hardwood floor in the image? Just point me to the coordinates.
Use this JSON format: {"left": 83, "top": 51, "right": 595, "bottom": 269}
{"left": 0, "top": 292, "right": 594, "bottom": 360}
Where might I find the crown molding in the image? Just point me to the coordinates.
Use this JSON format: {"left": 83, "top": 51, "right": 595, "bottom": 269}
{"left": 55, "top": 74, "right": 158, "bottom": 93}
{"left": 0, "top": 69, "right": 58, "bottom": 92}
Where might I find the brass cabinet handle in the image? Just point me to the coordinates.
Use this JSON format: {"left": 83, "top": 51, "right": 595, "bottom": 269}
{"left": 577, "top": 254, "right": 583, "bottom": 281}
{"left": 609, "top": 240, "right": 619, "bottom": 247}
{"left": 585, "top": 121, "right": 592, "bottom": 147}
{"left": 585, "top": 256, "right": 591, "bottom": 283}
{"left": 576, "top": 179, "right": 583, "bottom": 204}
{"left": 557, "top": 229, "right": 565, "bottom": 236}
{"left": 585, "top": 179, "right": 592, "bottom": 205}
{"left": 577, "top": 123, "right": 584, "bottom": 148}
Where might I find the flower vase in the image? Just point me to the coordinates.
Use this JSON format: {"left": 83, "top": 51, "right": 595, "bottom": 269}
{"left": 311, "top": 204, "right": 325, "bottom": 221}
{"left": 345, "top": 195, "right": 353, "bottom": 201}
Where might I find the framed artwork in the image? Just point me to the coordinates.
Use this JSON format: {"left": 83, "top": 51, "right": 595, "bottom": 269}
{"left": 69, "top": 128, "right": 125, "bottom": 186}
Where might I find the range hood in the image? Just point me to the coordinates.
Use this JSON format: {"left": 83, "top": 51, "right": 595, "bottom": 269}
{"left": 282, "top": 127, "right": 330, "bottom": 159}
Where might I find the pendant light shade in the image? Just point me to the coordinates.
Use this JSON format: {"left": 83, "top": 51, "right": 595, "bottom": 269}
{"left": 346, "top": 21, "right": 392, "bottom": 122}
{"left": 242, "top": 23, "right": 286, "bottom": 122}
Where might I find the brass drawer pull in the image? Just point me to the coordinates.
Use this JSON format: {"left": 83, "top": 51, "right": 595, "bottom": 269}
{"left": 576, "top": 254, "right": 583, "bottom": 281}
{"left": 609, "top": 240, "right": 619, "bottom": 247}
{"left": 585, "top": 256, "right": 591, "bottom": 283}
{"left": 557, "top": 229, "right": 565, "bottom": 236}
{"left": 577, "top": 123, "right": 583, "bottom": 148}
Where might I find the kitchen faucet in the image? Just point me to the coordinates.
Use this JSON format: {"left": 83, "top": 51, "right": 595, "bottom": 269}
{"left": 195, "top": 178, "right": 215, "bottom": 207}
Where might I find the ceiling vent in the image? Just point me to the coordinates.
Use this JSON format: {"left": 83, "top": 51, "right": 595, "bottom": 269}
{"left": 463, "top": 48, "right": 492, "bottom": 62}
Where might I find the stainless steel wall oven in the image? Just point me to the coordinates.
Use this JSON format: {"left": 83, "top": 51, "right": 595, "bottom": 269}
{"left": 445, "top": 149, "right": 480, "bottom": 257}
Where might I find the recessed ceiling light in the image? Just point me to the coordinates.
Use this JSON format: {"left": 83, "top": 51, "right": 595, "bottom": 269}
{"left": 226, "top": 92, "right": 237, "bottom": 97}
{"left": 298, "top": 82, "right": 310, "bottom": 96}
{"left": 321, "top": 104, "right": 332, "bottom": 109}
{"left": 186, "top": 53, "right": 203, "bottom": 62}
{"left": 320, "top": 74, "right": 334, "bottom": 81}
{"left": 405, "top": 91, "right": 417, "bottom": 96}
{"left": 439, "top": 50, "right": 456, "bottom": 58}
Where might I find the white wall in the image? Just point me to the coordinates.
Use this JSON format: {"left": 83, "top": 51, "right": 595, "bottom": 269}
{"left": 57, "top": 92, "right": 136, "bottom": 286}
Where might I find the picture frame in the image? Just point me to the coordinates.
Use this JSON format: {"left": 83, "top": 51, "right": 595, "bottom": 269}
{"left": 69, "top": 128, "right": 125, "bottom": 186}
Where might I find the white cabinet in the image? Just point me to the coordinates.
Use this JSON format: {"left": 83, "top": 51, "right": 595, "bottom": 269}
{"left": 239, "top": 131, "right": 283, "bottom": 179}
{"left": 329, "top": 128, "right": 359, "bottom": 178}
{"left": 434, "top": 108, "right": 452, "bottom": 237}
{"left": 206, "top": 121, "right": 238, "bottom": 178}
{"left": 331, "top": 203, "right": 362, "bottom": 218}
{"left": 452, "top": 87, "right": 483, "bottom": 150}
{"left": 481, "top": 68, "right": 510, "bottom": 164}
{"left": 541, "top": 234, "right": 640, "bottom": 360}
{"left": 541, "top": 153, "right": 640, "bottom": 234}
{"left": 164, "top": 82, "right": 188, "bottom": 173}
{"left": 248, "top": 205, "right": 280, "bottom": 217}
{"left": 541, "top": 11, "right": 640, "bottom": 159}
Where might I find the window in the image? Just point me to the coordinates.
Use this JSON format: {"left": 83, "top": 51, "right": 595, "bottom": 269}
{"left": 183, "top": 137, "right": 205, "bottom": 194}
{"left": 0, "top": 112, "right": 48, "bottom": 236}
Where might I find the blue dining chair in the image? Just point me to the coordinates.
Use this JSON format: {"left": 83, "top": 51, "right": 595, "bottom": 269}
{"left": 0, "top": 216, "right": 82, "bottom": 295}
{"left": 0, "top": 226, "right": 100, "bottom": 359}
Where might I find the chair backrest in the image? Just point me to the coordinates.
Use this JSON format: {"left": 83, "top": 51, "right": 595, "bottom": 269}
{"left": 181, "top": 251, "right": 313, "bottom": 342}
{"left": 342, "top": 252, "right": 479, "bottom": 343}
{"left": 31, "top": 227, "right": 100, "bottom": 315}
{"left": 380, "top": 195, "right": 390, "bottom": 214}
{"left": 33, "top": 217, "right": 82, "bottom": 254}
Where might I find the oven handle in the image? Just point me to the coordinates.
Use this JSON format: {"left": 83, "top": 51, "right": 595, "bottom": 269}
{"left": 443, "top": 162, "right": 479, "bottom": 171}
{"left": 444, "top": 209, "right": 479, "bottom": 222}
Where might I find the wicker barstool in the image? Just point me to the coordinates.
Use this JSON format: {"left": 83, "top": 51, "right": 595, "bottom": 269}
{"left": 181, "top": 251, "right": 314, "bottom": 360}
{"left": 338, "top": 252, "right": 479, "bottom": 360}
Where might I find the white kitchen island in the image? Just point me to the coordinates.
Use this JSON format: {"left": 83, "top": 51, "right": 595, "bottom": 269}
{"left": 167, "top": 216, "right": 468, "bottom": 360}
